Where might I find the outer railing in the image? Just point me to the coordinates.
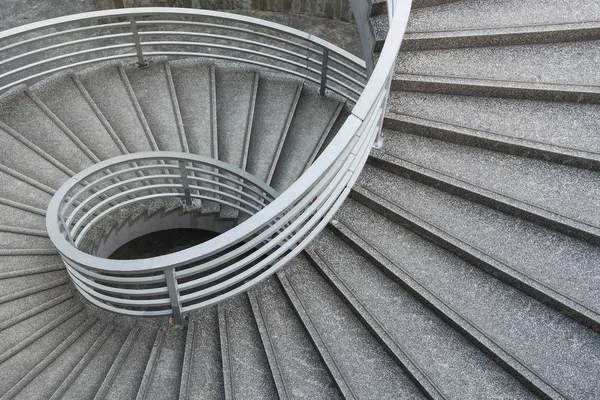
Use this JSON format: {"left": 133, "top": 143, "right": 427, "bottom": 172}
{"left": 35, "top": 3, "right": 412, "bottom": 324}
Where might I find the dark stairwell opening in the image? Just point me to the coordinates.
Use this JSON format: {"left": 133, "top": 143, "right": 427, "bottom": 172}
{"left": 108, "top": 228, "right": 221, "bottom": 260}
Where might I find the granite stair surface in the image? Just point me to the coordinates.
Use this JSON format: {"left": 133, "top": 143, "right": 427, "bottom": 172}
{"left": 0, "top": 0, "right": 598, "bottom": 398}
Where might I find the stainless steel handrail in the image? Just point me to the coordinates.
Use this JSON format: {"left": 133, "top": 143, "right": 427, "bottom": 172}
{"left": 14, "top": 3, "right": 413, "bottom": 324}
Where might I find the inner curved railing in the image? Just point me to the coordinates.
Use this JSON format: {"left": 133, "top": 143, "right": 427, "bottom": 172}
{"left": 0, "top": 3, "right": 413, "bottom": 323}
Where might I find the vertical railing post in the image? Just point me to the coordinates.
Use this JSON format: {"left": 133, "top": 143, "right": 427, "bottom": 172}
{"left": 373, "top": 74, "right": 393, "bottom": 149}
{"left": 129, "top": 17, "right": 148, "bottom": 68}
{"left": 60, "top": 213, "right": 75, "bottom": 246}
{"left": 178, "top": 160, "right": 194, "bottom": 210}
{"left": 165, "top": 267, "right": 184, "bottom": 326}
{"left": 320, "top": 48, "right": 330, "bottom": 96}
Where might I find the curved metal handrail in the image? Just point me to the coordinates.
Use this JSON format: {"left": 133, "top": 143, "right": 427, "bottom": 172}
{"left": 4, "top": 3, "right": 415, "bottom": 323}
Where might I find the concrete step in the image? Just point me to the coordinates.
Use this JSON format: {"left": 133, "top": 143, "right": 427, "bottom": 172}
{"left": 270, "top": 88, "right": 344, "bottom": 192}
{"left": 386, "top": 91, "right": 600, "bottom": 171}
{"left": 352, "top": 165, "right": 600, "bottom": 330}
{"left": 218, "top": 294, "right": 278, "bottom": 399}
{"left": 78, "top": 64, "right": 157, "bottom": 153}
{"left": 329, "top": 201, "right": 600, "bottom": 399}
{"left": 0, "top": 167, "right": 54, "bottom": 211}
{"left": 215, "top": 68, "right": 259, "bottom": 219}
{"left": 371, "top": 130, "right": 600, "bottom": 245}
{"left": 178, "top": 307, "right": 224, "bottom": 400}
{"left": 136, "top": 325, "right": 185, "bottom": 400}
{"left": 0, "top": 307, "right": 87, "bottom": 396}
{"left": 55, "top": 324, "right": 130, "bottom": 400}
{"left": 307, "top": 230, "right": 535, "bottom": 399}
{"left": 246, "top": 76, "right": 302, "bottom": 184}
{"left": 30, "top": 73, "right": 126, "bottom": 161}
{"left": 0, "top": 89, "right": 94, "bottom": 173}
{"left": 0, "top": 269, "right": 66, "bottom": 301}
{"left": 278, "top": 256, "right": 427, "bottom": 399}
{"left": 407, "top": 0, "right": 600, "bottom": 36}
{"left": 125, "top": 62, "right": 188, "bottom": 152}
{"left": 169, "top": 60, "right": 218, "bottom": 160}
{"left": 394, "top": 40, "right": 600, "bottom": 103}
{"left": 0, "top": 201, "right": 46, "bottom": 230}
{"left": 13, "top": 319, "right": 110, "bottom": 400}
{"left": 0, "top": 230, "right": 52, "bottom": 250}
{"left": 412, "top": 0, "right": 460, "bottom": 9}
{"left": 405, "top": 0, "right": 600, "bottom": 49}
{"left": 0, "top": 126, "right": 70, "bottom": 190}
{"left": 248, "top": 277, "right": 342, "bottom": 399}
{"left": 97, "top": 326, "right": 158, "bottom": 400}
{"left": 0, "top": 254, "right": 62, "bottom": 276}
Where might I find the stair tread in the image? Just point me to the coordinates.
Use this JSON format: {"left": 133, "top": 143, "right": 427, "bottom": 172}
{"left": 169, "top": 60, "right": 217, "bottom": 159}
{"left": 78, "top": 64, "right": 155, "bottom": 153}
{"left": 356, "top": 163, "right": 600, "bottom": 318}
{"left": 246, "top": 77, "right": 301, "bottom": 184}
{"left": 0, "top": 90, "right": 94, "bottom": 173}
{"left": 125, "top": 62, "right": 187, "bottom": 153}
{"left": 215, "top": 68, "right": 258, "bottom": 170}
{"left": 378, "top": 130, "right": 600, "bottom": 233}
{"left": 310, "top": 229, "right": 536, "bottom": 399}
{"left": 179, "top": 307, "right": 224, "bottom": 400}
{"left": 0, "top": 170, "right": 53, "bottom": 211}
{"left": 0, "top": 309, "right": 87, "bottom": 395}
{"left": 334, "top": 199, "right": 600, "bottom": 399}
{"left": 407, "top": 0, "right": 600, "bottom": 33}
{"left": 219, "top": 294, "right": 278, "bottom": 399}
{"left": 396, "top": 40, "right": 600, "bottom": 90}
{"left": 0, "top": 203, "right": 45, "bottom": 230}
{"left": 281, "top": 256, "right": 427, "bottom": 399}
{"left": 388, "top": 91, "right": 600, "bottom": 158}
{"left": 31, "top": 74, "right": 125, "bottom": 160}
{"left": 270, "top": 89, "right": 343, "bottom": 191}
{"left": 250, "top": 277, "right": 341, "bottom": 399}
{"left": 101, "top": 326, "right": 157, "bottom": 400}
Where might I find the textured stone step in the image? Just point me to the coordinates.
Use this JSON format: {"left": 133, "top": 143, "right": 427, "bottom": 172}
{"left": 14, "top": 319, "right": 109, "bottom": 400}
{"left": 0, "top": 254, "right": 61, "bottom": 275}
{"left": 270, "top": 88, "right": 344, "bottom": 192}
{"left": 219, "top": 294, "right": 278, "bottom": 399}
{"left": 0, "top": 230, "right": 51, "bottom": 250}
{"left": 249, "top": 277, "right": 341, "bottom": 399}
{"left": 330, "top": 202, "right": 600, "bottom": 399}
{"left": 386, "top": 91, "right": 600, "bottom": 171}
{"left": 395, "top": 40, "right": 600, "bottom": 103}
{"left": 0, "top": 269, "right": 65, "bottom": 302}
{"left": 371, "top": 130, "right": 600, "bottom": 245}
{"left": 278, "top": 256, "right": 427, "bottom": 399}
{"left": 55, "top": 324, "right": 130, "bottom": 400}
{"left": 0, "top": 167, "right": 54, "bottom": 211}
{"left": 0, "top": 308, "right": 86, "bottom": 396}
{"left": 308, "top": 230, "right": 536, "bottom": 399}
{"left": 136, "top": 325, "right": 185, "bottom": 400}
{"left": 407, "top": 0, "right": 600, "bottom": 34}
{"left": 78, "top": 64, "right": 157, "bottom": 153}
{"left": 0, "top": 89, "right": 94, "bottom": 173}
{"left": 0, "top": 202, "right": 45, "bottom": 230}
{"left": 0, "top": 126, "right": 70, "bottom": 190}
{"left": 169, "top": 60, "right": 218, "bottom": 159}
{"left": 178, "top": 307, "right": 224, "bottom": 400}
{"left": 352, "top": 165, "right": 600, "bottom": 330}
{"left": 0, "top": 294, "right": 76, "bottom": 355}
{"left": 97, "top": 326, "right": 157, "bottom": 400}
{"left": 125, "top": 62, "right": 188, "bottom": 153}
{"left": 246, "top": 76, "right": 302, "bottom": 184}
{"left": 31, "top": 73, "right": 126, "bottom": 161}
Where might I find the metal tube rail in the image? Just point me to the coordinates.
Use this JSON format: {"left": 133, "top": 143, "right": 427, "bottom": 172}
{"left": 30, "top": 3, "right": 413, "bottom": 324}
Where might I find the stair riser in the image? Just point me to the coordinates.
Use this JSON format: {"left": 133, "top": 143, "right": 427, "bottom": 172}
{"left": 402, "top": 26, "right": 600, "bottom": 51}
{"left": 392, "top": 78, "right": 600, "bottom": 105}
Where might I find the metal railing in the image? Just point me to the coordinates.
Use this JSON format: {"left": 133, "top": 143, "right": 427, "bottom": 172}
{"left": 31, "top": 3, "right": 412, "bottom": 324}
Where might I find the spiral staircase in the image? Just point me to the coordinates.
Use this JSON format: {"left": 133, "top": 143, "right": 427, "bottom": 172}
{"left": 0, "top": 0, "right": 599, "bottom": 399}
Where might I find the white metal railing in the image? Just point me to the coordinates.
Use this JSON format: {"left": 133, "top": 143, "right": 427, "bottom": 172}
{"left": 12, "top": 3, "right": 414, "bottom": 324}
